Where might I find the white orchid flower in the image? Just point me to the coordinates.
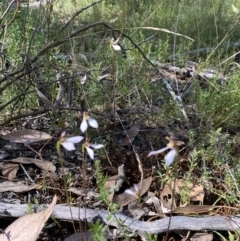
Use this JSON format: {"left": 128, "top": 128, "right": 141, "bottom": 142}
{"left": 84, "top": 140, "right": 104, "bottom": 160}
{"left": 60, "top": 132, "right": 84, "bottom": 151}
{"left": 80, "top": 112, "right": 98, "bottom": 133}
{"left": 124, "top": 184, "right": 140, "bottom": 198}
{"left": 148, "top": 146, "right": 177, "bottom": 166}
{"left": 85, "top": 143, "right": 104, "bottom": 160}
{"left": 81, "top": 75, "right": 87, "bottom": 84}
{"left": 111, "top": 38, "right": 121, "bottom": 51}
{"left": 148, "top": 136, "right": 184, "bottom": 166}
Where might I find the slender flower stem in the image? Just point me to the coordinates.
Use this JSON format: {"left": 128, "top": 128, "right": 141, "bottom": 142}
{"left": 82, "top": 143, "right": 87, "bottom": 180}
{"left": 56, "top": 140, "right": 76, "bottom": 233}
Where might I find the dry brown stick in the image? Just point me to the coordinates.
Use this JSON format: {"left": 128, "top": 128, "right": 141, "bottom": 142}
{"left": 0, "top": 202, "right": 240, "bottom": 235}
{"left": 1, "top": 109, "right": 47, "bottom": 126}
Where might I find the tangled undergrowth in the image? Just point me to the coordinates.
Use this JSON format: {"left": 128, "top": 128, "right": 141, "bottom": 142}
{"left": 1, "top": 0, "right": 240, "bottom": 240}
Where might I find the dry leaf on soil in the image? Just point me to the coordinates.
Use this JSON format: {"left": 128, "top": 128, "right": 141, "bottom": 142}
{"left": 9, "top": 157, "right": 56, "bottom": 172}
{"left": 104, "top": 175, "right": 118, "bottom": 202}
{"left": 127, "top": 208, "right": 148, "bottom": 220}
{"left": 113, "top": 176, "right": 152, "bottom": 206}
{"left": 190, "top": 232, "right": 213, "bottom": 241}
{"left": 173, "top": 205, "right": 220, "bottom": 215}
{"left": 103, "top": 165, "right": 125, "bottom": 202}
{"left": 145, "top": 192, "right": 162, "bottom": 214}
{"left": 0, "top": 195, "right": 57, "bottom": 241}
{"left": 160, "top": 185, "right": 176, "bottom": 212}
{"left": 172, "top": 179, "right": 204, "bottom": 204}
{"left": 119, "top": 122, "right": 142, "bottom": 146}
{"left": 190, "top": 184, "right": 204, "bottom": 203}
{"left": 69, "top": 188, "right": 100, "bottom": 199}
{"left": 0, "top": 181, "right": 41, "bottom": 192}
{"left": 2, "top": 163, "right": 19, "bottom": 180}
{"left": 1, "top": 129, "right": 52, "bottom": 144}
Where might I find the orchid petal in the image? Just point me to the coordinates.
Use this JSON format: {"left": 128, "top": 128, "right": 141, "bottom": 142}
{"left": 90, "top": 144, "right": 104, "bottom": 149}
{"left": 161, "top": 201, "right": 171, "bottom": 213}
{"left": 88, "top": 118, "right": 98, "bottom": 129}
{"left": 81, "top": 75, "right": 87, "bottom": 84}
{"left": 133, "top": 184, "right": 139, "bottom": 192}
{"left": 67, "top": 136, "right": 84, "bottom": 144}
{"left": 85, "top": 146, "right": 94, "bottom": 159}
{"left": 61, "top": 142, "right": 76, "bottom": 151}
{"left": 112, "top": 44, "right": 121, "bottom": 51}
{"left": 80, "top": 119, "right": 88, "bottom": 133}
{"left": 112, "top": 37, "right": 120, "bottom": 45}
{"left": 165, "top": 148, "right": 177, "bottom": 166}
{"left": 147, "top": 146, "right": 169, "bottom": 157}
{"left": 124, "top": 189, "right": 138, "bottom": 197}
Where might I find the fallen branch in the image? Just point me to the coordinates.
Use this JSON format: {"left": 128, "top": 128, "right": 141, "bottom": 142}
{"left": 0, "top": 202, "right": 239, "bottom": 235}
{"left": 172, "top": 41, "right": 240, "bottom": 61}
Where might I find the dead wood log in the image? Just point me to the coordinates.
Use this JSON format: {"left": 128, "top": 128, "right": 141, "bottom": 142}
{"left": 0, "top": 202, "right": 240, "bottom": 234}
{"left": 172, "top": 41, "right": 240, "bottom": 60}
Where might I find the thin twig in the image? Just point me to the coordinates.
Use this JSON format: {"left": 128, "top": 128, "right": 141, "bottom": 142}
{"left": 20, "top": 163, "right": 34, "bottom": 183}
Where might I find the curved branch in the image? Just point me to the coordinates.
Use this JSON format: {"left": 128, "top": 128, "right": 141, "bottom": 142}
{"left": 53, "top": 0, "right": 103, "bottom": 40}
{"left": 0, "top": 202, "right": 239, "bottom": 235}
{"left": 1, "top": 109, "right": 47, "bottom": 125}
{"left": 30, "top": 21, "right": 158, "bottom": 72}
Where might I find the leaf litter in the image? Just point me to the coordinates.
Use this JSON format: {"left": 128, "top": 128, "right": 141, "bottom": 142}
{"left": 0, "top": 63, "right": 237, "bottom": 241}
{"left": 0, "top": 195, "right": 57, "bottom": 241}
{"left": 113, "top": 176, "right": 152, "bottom": 206}
{"left": 1, "top": 129, "right": 52, "bottom": 144}
{"left": 0, "top": 181, "right": 41, "bottom": 192}
{"left": 7, "top": 157, "right": 56, "bottom": 172}
{"left": 2, "top": 163, "right": 19, "bottom": 181}
{"left": 0, "top": 124, "right": 235, "bottom": 241}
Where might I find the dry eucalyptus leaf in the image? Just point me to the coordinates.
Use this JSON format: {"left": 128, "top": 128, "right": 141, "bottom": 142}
{"left": 113, "top": 176, "right": 152, "bottom": 206}
{"left": 145, "top": 192, "right": 162, "bottom": 214}
{"left": 0, "top": 195, "right": 57, "bottom": 241}
{"left": 69, "top": 188, "right": 100, "bottom": 199}
{"left": 1, "top": 129, "right": 52, "bottom": 144}
{"left": 160, "top": 185, "right": 176, "bottom": 211}
{"left": 0, "top": 181, "right": 41, "bottom": 192}
{"left": 120, "top": 122, "right": 142, "bottom": 146}
{"left": 139, "top": 176, "right": 153, "bottom": 196}
{"left": 128, "top": 207, "right": 148, "bottom": 220}
{"left": 190, "top": 184, "right": 204, "bottom": 203}
{"left": 113, "top": 188, "right": 136, "bottom": 206}
{"left": 191, "top": 232, "right": 213, "bottom": 241}
{"left": 9, "top": 157, "right": 56, "bottom": 172}
{"left": 104, "top": 175, "right": 118, "bottom": 202}
{"left": 172, "top": 178, "right": 185, "bottom": 193}
{"left": 172, "top": 179, "right": 205, "bottom": 204}
{"left": 173, "top": 205, "right": 220, "bottom": 215}
{"left": 2, "top": 163, "right": 19, "bottom": 180}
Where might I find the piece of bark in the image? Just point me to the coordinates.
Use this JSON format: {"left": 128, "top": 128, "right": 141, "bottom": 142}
{"left": 0, "top": 195, "right": 57, "bottom": 241}
{"left": 0, "top": 202, "right": 239, "bottom": 235}
{"left": 2, "top": 163, "right": 19, "bottom": 180}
